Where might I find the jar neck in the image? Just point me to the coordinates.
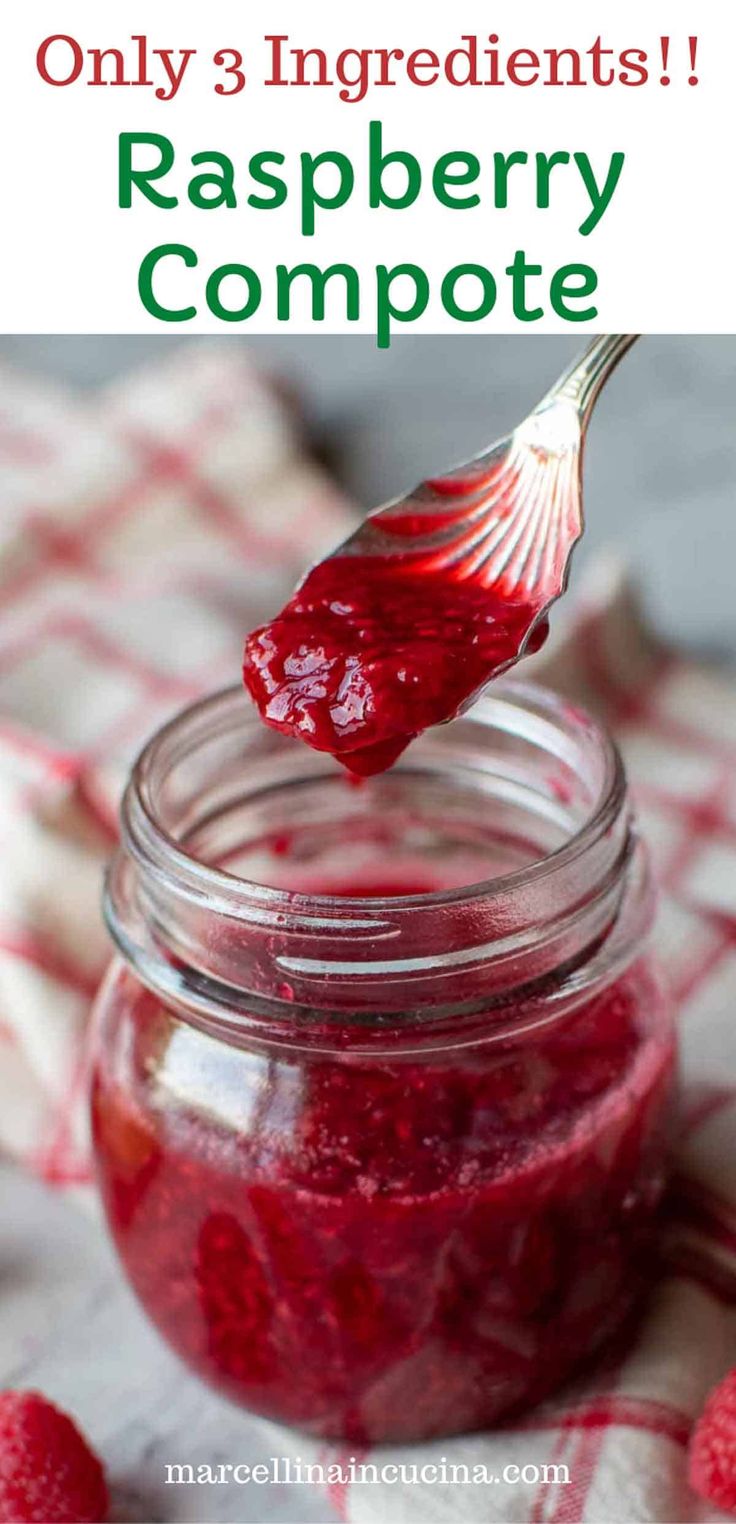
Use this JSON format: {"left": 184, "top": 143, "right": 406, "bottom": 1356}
{"left": 105, "top": 682, "right": 653, "bottom": 1052}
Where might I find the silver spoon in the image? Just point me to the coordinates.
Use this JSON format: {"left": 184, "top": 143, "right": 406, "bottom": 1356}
{"left": 244, "top": 335, "right": 638, "bottom": 774}
{"left": 330, "top": 333, "right": 638, "bottom": 613}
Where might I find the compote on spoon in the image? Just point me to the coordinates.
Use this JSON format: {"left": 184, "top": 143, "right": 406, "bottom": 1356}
{"left": 244, "top": 334, "right": 637, "bottom": 776}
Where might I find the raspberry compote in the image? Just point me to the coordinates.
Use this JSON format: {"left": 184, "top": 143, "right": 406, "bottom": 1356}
{"left": 243, "top": 558, "right": 548, "bottom": 777}
{"left": 91, "top": 684, "right": 677, "bottom": 1442}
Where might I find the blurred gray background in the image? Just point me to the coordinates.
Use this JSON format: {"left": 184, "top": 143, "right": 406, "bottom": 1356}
{"left": 1, "top": 335, "right": 733, "bottom": 663}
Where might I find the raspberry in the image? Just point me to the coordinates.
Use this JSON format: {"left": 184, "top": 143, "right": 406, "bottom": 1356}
{"left": 689, "top": 1367, "right": 736, "bottom": 1514}
{"left": 0, "top": 1391, "right": 108, "bottom": 1523}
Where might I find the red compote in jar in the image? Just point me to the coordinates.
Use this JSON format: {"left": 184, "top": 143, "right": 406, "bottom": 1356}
{"left": 90, "top": 681, "right": 677, "bottom": 1443}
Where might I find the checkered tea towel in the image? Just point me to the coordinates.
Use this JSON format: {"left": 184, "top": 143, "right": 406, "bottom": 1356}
{"left": 0, "top": 344, "right": 349, "bottom": 1184}
{"left": 0, "top": 345, "right": 735, "bottom": 1523}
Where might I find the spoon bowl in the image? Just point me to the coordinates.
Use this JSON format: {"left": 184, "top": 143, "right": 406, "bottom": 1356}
{"left": 244, "top": 336, "right": 638, "bottom": 774}
{"left": 331, "top": 333, "right": 637, "bottom": 615}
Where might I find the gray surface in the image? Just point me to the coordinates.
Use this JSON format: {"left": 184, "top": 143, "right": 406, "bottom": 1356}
{"left": 1, "top": 1164, "right": 338, "bottom": 1523}
{"left": 0, "top": 334, "right": 735, "bottom": 661}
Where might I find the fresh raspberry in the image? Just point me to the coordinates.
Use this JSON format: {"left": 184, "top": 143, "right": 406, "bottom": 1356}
{"left": 0, "top": 1391, "right": 108, "bottom": 1523}
{"left": 689, "top": 1367, "right": 736, "bottom": 1514}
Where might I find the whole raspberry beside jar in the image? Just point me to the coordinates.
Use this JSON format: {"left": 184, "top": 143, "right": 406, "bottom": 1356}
{"left": 0, "top": 1390, "right": 108, "bottom": 1524}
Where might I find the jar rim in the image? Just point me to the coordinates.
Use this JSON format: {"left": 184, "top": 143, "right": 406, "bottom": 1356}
{"left": 104, "top": 678, "right": 650, "bottom": 1045}
{"left": 126, "top": 679, "right": 626, "bottom": 917}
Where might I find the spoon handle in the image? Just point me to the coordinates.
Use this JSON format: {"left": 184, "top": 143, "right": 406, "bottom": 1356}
{"left": 544, "top": 334, "right": 639, "bottom": 425}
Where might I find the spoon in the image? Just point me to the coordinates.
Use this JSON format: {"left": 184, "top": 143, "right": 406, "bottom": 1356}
{"left": 244, "top": 334, "right": 639, "bottom": 775}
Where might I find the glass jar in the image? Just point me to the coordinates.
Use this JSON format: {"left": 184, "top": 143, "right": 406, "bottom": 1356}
{"left": 90, "top": 681, "right": 676, "bottom": 1443}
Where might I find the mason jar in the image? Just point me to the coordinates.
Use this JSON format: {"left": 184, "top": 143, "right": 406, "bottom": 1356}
{"left": 89, "top": 681, "right": 676, "bottom": 1443}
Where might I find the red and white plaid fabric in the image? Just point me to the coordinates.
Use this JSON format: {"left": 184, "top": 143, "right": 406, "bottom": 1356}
{"left": 0, "top": 345, "right": 349, "bottom": 1190}
{"left": 0, "top": 347, "right": 734, "bottom": 1522}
